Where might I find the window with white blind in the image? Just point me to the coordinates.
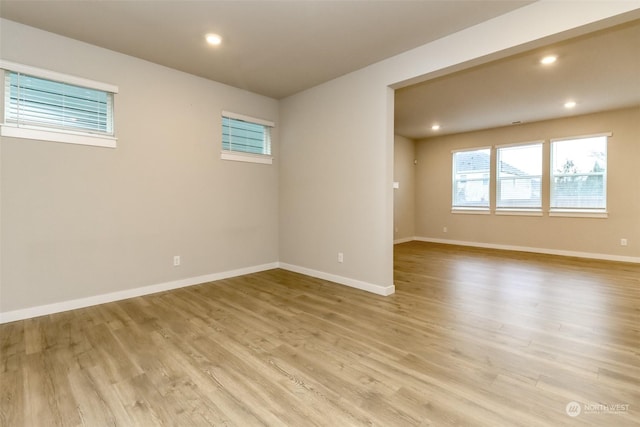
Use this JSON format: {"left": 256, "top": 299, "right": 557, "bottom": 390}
{"left": 496, "top": 142, "right": 542, "bottom": 212}
{"left": 452, "top": 147, "right": 491, "bottom": 211}
{"left": 1, "top": 61, "right": 118, "bottom": 148}
{"left": 221, "top": 111, "right": 274, "bottom": 164}
{"left": 550, "top": 134, "right": 608, "bottom": 216}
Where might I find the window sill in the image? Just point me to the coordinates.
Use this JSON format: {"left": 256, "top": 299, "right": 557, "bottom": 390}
{"left": 549, "top": 210, "right": 608, "bottom": 219}
{"left": 495, "top": 209, "right": 543, "bottom": 217}
{"left": 451, "top": 208, "right": 491, "bottom": 215}
{"left": 221, "top": 151, "right": 273, "bottom": 165}
{"left": 1, "top": 124, "right": 116, "bottom": 148}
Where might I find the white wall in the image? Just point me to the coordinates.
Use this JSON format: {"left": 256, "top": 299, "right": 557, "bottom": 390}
{"left": 394, "top": 135, "right": 415, "bottom": 243}
{"left": 279, "top": 2, "right": 640, "bottom": 294}
{"left": 0, "top": 19, "right": 279, "bottom": 315}
{"left": 415, "top": 108, "right": 640, "bottom": 261}
{"left": 2, "top": 2, "right": 638, "bottom": 319}
{"left": 278, "top": 73, "right": 395, "bottom": 294}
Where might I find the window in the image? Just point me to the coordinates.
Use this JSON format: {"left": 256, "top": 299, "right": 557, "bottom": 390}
{"left": 452, "top": 147, "right": 490, "bottom": 210}
{"left": 221, "top": 111, "right": 274, "bottom": 164}
{"left": 1, "top": 61, "right": 117, "bottom": 148}
{"left": 550, "top": 134, "right": 608, "bottom": 214}
{"left": 496, "top": 142, "right": 542, "bottom": 211}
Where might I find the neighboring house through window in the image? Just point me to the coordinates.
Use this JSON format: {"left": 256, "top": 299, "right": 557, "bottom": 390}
{"left": 452, "top": 147, "right": 491, "bottom": 211}
{"left": 496, "top": 142, "right": 543, "bottom": 211}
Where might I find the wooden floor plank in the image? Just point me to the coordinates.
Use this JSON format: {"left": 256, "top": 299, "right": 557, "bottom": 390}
{"left": 1, "top": 241, "right": 639, "bottom": 425}
{"left": 0, "top": 368, "right": 25, "bottom": 427}
{"left": 67, "top": 366, "right": 131, "bottom": 427}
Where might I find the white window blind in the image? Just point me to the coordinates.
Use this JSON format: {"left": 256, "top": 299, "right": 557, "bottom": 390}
{"left": 4, "top": 71, "right": 114, "bottom": 136}
{"left": 452, "top": 148, "right": 490, "bottom": 209}
{"left": 496, "top": 143, "right": 542, "bottom": 209}
{"left": 550, "top": 134, "right": 608, "bottom": 211}
{"left": 222, "top": 112, "right": 272, "bottom": 156}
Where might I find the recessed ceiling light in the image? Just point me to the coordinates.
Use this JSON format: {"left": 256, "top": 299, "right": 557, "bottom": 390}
{"left": 431, "top": 124, "right": 440, "bottom": 131}
{"left": 206, "top": 33, "right": 222, "bottom": 46}
{"left": 564, "top": 100, "right": 577, "bottom": 109}
{"left": 541, "top": 55, "right": 557, "bottom": 65}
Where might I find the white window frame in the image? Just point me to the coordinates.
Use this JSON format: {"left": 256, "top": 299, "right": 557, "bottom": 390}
{"left": 495, "top": 141, "right": 543, "bottom": 216}
{"left": 221, "top": 111, "right": 274, "bottom": 165}
{"left": 0, "top": 60, "right": 118, "bottom": 148}
{"left": 549, "top": 132, "right": 610, "bottom": 218}
{"left": 451, "top": 146, "right": 492, "bottom": 214}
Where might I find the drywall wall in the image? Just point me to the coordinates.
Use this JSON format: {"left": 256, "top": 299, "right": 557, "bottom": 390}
{"left": 278, "top": 71, "right": 395, "bottom": 294}
{"left": 414, "top": 107, "right": 640, "bottom": 258}
{"left": 1, "top": 2, "right": 638, "bottom": 317}
{"left": 394, "top": 135, "right": 415, "bottom": 242}
{"left": 279, "top": 2, "right": 640, "bottom": 292}
{"left": 0, "top": 19, "right": 279, "bottom": 313}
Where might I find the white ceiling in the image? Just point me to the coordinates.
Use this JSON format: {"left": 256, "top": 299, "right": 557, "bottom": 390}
{"left": 1, "top": 1, "right": 638, "bottom": 140}
{"left": 0, "top": 0, "right": 530, "bottom": 99}
{"left": 395, "top": 18, "right": 640, "bottom": 139}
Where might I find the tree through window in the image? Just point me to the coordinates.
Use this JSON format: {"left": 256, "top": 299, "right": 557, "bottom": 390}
{"left": 550, "top": 134, "right": 608, "bottom": 211}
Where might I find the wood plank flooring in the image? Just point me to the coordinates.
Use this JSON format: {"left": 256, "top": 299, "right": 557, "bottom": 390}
{"left": 1, "top": 241, "right": 639, "bottom": 426}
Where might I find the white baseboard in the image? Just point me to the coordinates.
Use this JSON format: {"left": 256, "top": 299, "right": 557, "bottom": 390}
{"left": 0, "top": 262, "right": 279, "bottom": 324}
{"left": 3, "top": 235, "right": 634, "bottom": 324}
{"left": 278, "top": 262, "right": 395, "bottom": 296}
{"left": 394, "top": 236, "right": 414, "bottom": 245}
{"left": 0, "top": 261, "right": 397, "bottom": 324}
{"left": 413, "top": 237, "right": 640, "bottom": 264}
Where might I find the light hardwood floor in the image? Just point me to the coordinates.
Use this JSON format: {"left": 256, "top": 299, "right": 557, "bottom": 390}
{"left": 1, "top": 241, "right": 639, "bottom": 426}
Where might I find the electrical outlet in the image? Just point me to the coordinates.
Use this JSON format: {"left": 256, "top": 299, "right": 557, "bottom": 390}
{"left": 337, "top": 252, "right": 344, "bottom": 263}
{"left": 173, "top": 255, "right": 181, "bottom": 266}
{"left": 443, "top": 226, "right": 448, "bottom": 233}
{"left": 620, "top": 238, "right": 628, "bottom": 247}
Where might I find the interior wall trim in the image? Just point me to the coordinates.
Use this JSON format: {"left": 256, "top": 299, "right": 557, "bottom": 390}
{"left": 411, "top": 237, "right": 640, "bottom": 264}
{"left": 0, "top": 262, "right": 279, "bottom": 324}
{"left": 0, "top": 261, "right": 396, "bottom": 324}
{"left": 278, "top": 262, "right": 395, "bottom": 296}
